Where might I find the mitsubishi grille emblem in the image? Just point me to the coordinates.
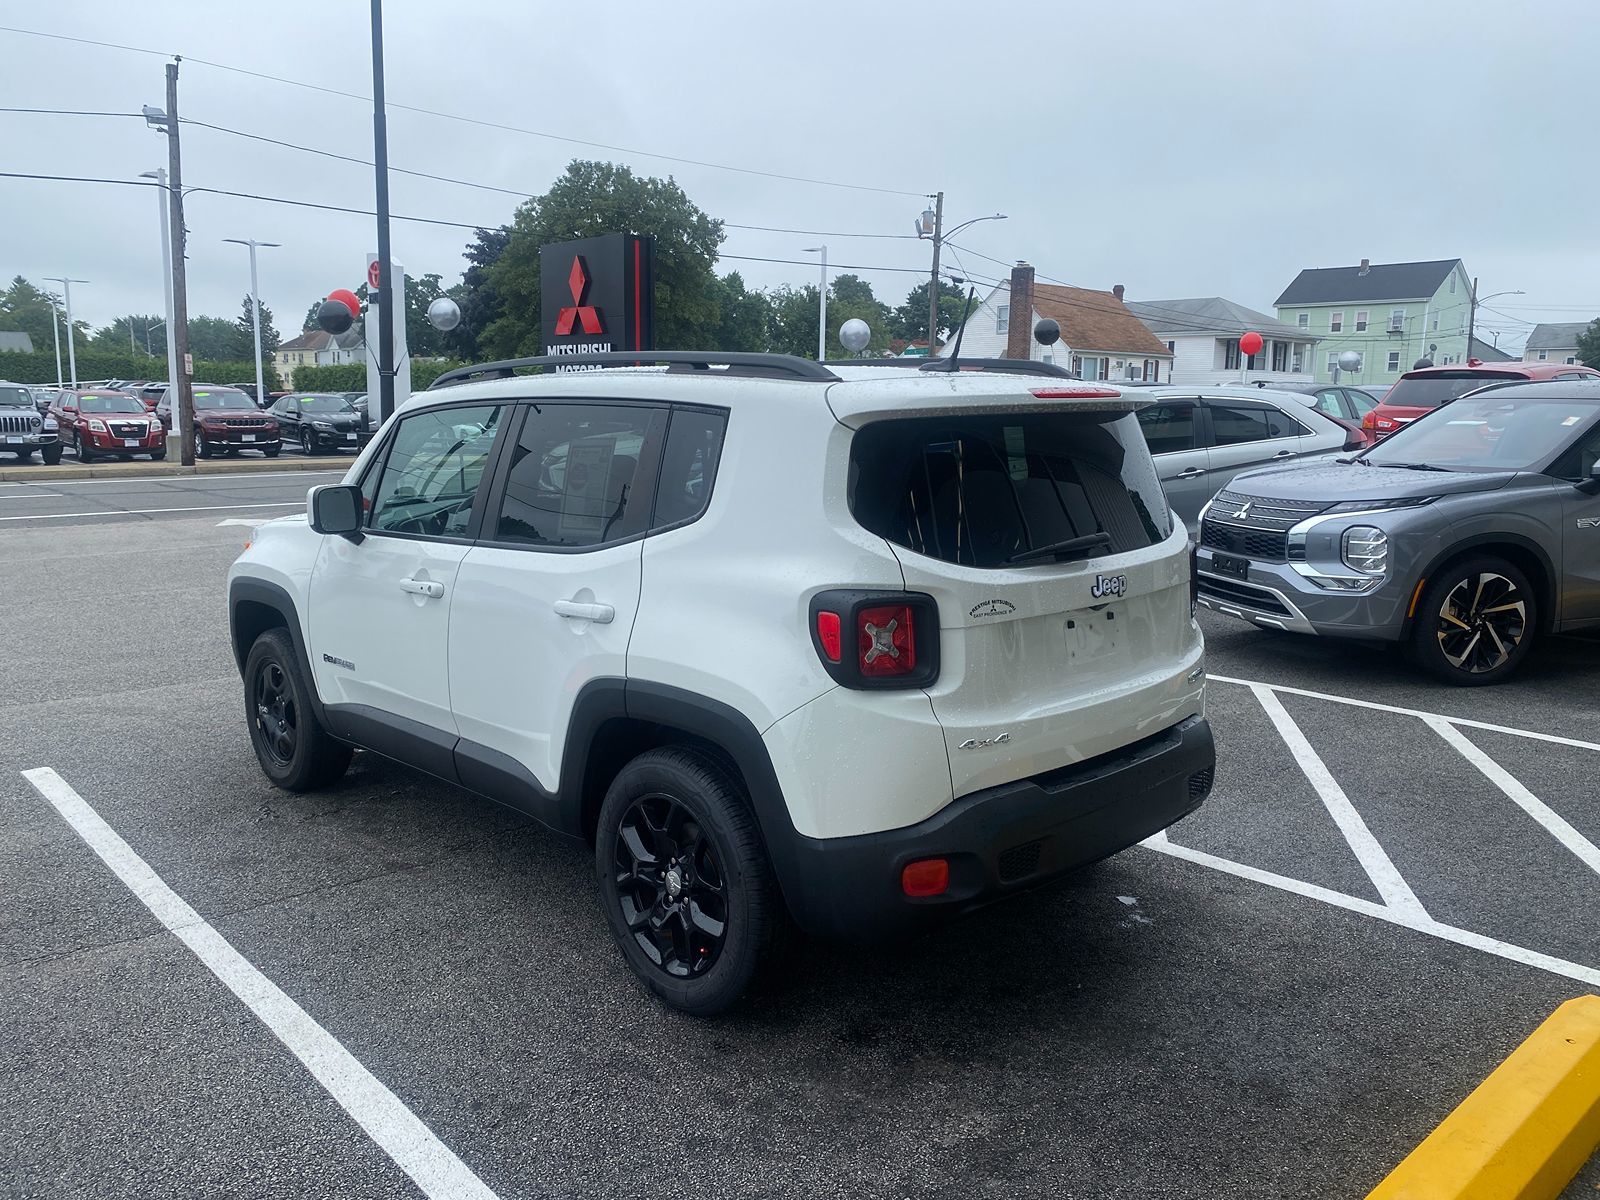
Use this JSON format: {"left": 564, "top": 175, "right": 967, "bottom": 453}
{"left": 862, "top": 618, "right": 899, "bottom": 664}
{"left": 1232, "top": 501, "right": 1252, "bottom": 520}
{"left": 554, "top": 255, "right": 604, "bottom": 336}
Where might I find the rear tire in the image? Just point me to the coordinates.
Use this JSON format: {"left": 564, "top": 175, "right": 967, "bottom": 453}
{"left": 596, "top": 747, "right": 781, "bottom": 1017}
{"left": 263, "top": 446, "right": 281, "bottom": 458}
{"left": 300, "top": 429, "right": 316, "bottom": 457}
{"left": 1409, "top": 556, "right": 1537, "bottom": 686}
{"left": 243, "top": 628, "right": 352, "bottom": 791}
{"left": 41, "top": 445, "right": 61, "bottom": 465}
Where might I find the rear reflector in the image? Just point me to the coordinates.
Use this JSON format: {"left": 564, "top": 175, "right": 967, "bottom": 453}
{"left": 815, "top": 610, "right": 842, "bottom": 663}
{"left": 1030, "top": 386, "right": 1123, "bottom": 399}
{"left": 901, "top": 858, "right": 949, "bottom": 897}
{"left": 857, "top": 603, "right": 916, "bottom": 677}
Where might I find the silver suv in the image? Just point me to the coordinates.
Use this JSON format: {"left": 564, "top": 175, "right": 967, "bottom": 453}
{"left": 0, "top": 381, "right": 62, "bottom": 464}
{"left": 1195, "top": 380, "right": 1600, "bottom": 684}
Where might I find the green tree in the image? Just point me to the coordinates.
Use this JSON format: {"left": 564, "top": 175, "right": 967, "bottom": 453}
{"left": 444, "top": 225, "right": 512, "bottom": 360}
{"left": 0, "top": 276, "right": 86, "bottom": 351}
{"left": 766, "top": 276, "right": 893, "bottom": 360}
{"left": 186, "top": 315, "right": 238, "bottom": 361}
{"left": 481, "top": 160, "right": 724, "bottom": 357}
{"left": 893, "top": 280, "right": 971, "bottom": 345}
{"left": 90, "top": 314, "right": 167, "bottom": 356}
{"left": 234, "top": 295, "right": 281, "bottom": 360}
{"left": 709, "top": 272, "right": 771, "bottom": 353}
{"left": 1576, "top": 319, "right": 1600, "bottom": 370}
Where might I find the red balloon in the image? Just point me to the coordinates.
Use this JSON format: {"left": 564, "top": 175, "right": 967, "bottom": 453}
{"left": 327, "top": 288, "right": 361, "bottom": 318}
{"left": 1239, "top": 331, "right": 1264, "bottom": 357}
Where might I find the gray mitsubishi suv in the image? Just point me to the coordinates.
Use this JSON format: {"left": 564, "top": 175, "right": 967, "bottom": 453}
{"left": 1194, "top": 380, "right": 1600, "bottom": 684}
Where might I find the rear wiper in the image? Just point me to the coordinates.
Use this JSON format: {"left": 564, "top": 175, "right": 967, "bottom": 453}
{"left": 1371, "top": 461, "right": 1450, "bottom": 472}
{"left": 1005, "top": 531, "right": 1112, "bottom": 565}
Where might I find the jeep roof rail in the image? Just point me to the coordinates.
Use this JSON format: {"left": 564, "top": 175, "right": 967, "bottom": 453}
{"left": 428, "top": 351, "right": 839, "bottom": 389}
{"left": 824, "top": 357, "right": 1075, "bottom": 379}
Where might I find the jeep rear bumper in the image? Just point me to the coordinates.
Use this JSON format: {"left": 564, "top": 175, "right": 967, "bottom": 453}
{"left": 777, "top": 714, "right": 1214, "bottom": 940}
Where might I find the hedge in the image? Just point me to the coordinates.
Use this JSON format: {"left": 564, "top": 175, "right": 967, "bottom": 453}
{"left": 290, "top": 360, "right": 466, "bottom": 393}
{"left": 0, "top": 350, "right": 276, "bottom": 388}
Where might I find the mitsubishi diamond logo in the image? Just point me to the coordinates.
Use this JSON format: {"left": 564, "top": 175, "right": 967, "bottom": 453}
{"left": 554, "top": 255, "right": 604, "bottom": 336}
{"left": 1231, "top": 501, "right": 1253, "bottom": 520}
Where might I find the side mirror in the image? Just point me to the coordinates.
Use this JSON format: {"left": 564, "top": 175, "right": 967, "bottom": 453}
{"left": 309, "top": 483, "right": 364, "bottom": 539}
{"left": 1578, "top": 462, "right": 1600, "bottom": 496}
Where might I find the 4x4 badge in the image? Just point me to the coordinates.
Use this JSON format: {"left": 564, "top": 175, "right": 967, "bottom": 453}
{"left": 969, "top": 599, "right": 1017, "bottom": 619}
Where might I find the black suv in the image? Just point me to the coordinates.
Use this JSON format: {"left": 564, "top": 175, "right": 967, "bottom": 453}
{"left": 268, "top": 393, "right": 369, "bottom": 454}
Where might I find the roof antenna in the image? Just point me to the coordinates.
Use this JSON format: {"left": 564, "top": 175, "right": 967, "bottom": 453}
{"left": 920, "top": 283, "right": 977, "bottom": 374}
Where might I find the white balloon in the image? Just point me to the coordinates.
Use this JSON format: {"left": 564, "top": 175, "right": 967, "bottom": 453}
{"left": 427, "top": 296, "right": 462, "bottom": 332}
{"left": 839, "top": 318, "right": 871, "bottom": 353}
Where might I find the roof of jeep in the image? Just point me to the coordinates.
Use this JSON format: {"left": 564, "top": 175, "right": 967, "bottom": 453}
{"left": 407, "top": 365, "right": 1133, "bottom": 414}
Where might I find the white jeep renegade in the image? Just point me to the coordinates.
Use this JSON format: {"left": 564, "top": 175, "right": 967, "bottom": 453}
{"left": 228, "top": 351, "right": 1213, "bottom": 1015}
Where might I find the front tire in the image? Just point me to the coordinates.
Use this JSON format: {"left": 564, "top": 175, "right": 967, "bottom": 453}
{"left": 596, "top": 748, "right": 781, "bottom": 1017}
{"left": 77, "top": 439, "right": 94, "bottom": 463}
{"left": 195, "top": 431, "right": 213, "bottom": 460}
{"left": 150, "top": 449, "right": 166, "bottom": 462}
{"left": 263, "top": 446, "right": 281, "bottom": 458}
{"left": 300, "top": 429, "right": 316, "bottom": 456}
{"left": 1410, "top": 556, "right": 1537, "bottom": 686}
{"left": 243, "top": 628, "right": 352, "bottom": 790}
{"left": 41, "top": 445, "right": 62, "bottom": 465}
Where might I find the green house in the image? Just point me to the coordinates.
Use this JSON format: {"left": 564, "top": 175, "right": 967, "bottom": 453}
{"left": 1274, "top": 258, "right": 1472, "bottom": 384}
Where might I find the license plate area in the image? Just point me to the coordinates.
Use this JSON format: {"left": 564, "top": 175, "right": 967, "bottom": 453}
{"left": 122, "top": 438, "right": 140, "bottom": 447}
{"left": 242, "top": 434, "right": 256, "bottom": 442}
{"left": 1210, "top": 552, "right": 1250, "bottom": 581}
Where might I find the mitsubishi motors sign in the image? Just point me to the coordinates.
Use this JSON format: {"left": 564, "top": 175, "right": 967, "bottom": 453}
{"left": 539, "top": 232, "right": 654, "bottom": 369}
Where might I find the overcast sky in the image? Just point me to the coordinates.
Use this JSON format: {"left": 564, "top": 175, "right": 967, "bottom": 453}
{"left": 5, "top": 0, "right": 1597, "bottom": 353}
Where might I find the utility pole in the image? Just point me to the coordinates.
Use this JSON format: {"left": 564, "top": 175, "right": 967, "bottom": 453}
{"left": 1466, "top": 275, "right": 1478, "bottom": 364}
{"left": 44, "top": 277, "right": 88, "bottom": 387}
{"left": 925, "top": 191, "right": 944, "bottom": 358}
{"left": 47, "top": 295, "right": 62, "bottom": 388}
{"left": 158, "top": 61, "right": 196, "bottom": 465}
{"left": 370, "top": 0, "right": 396, "bottom": 424}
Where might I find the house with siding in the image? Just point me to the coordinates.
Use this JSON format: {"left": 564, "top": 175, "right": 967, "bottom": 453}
{"left": 1274, "top": 258, "right": 1473, "bottom": 384}
{"left": 945, "top": 263, "right": 1173, "bottom": 382}
{"left": 272, "top": 328, "right": 366, "bottom": 386}
{"left": 1125, "top": 297, "right": 1317, "bottom": 386}
{"left": 1522, "top": 322, "right": 1590, "bottom": 365}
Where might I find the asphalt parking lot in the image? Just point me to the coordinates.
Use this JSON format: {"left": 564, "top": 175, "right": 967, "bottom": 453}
{"left": 3, "top": 499, "right": 1597, "bottom": 1199}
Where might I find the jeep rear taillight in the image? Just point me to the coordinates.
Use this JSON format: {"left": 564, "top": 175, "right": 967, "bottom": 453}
{"left": 809, "top": 591, "right": 939, "bottom": 690}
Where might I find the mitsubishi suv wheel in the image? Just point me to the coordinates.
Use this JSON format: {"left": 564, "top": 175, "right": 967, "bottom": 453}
{"left": 1410, "top": 556, "right": 1537, "bottom": 686}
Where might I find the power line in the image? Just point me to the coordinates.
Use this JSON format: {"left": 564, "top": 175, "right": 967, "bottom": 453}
{"left": 0, "top": 23, "right": 927, "bottom": 198}
{"left": 0, "top": 106, "right": 144, "bottom": 117}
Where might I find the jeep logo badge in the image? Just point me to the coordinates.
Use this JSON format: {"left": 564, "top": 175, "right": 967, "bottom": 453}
{"left": 1090, "top": 574, "right": 1127, "bottom": 599}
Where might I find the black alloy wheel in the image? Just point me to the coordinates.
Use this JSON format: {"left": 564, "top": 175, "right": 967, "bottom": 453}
{"left": 595, "top": 748, "right": 783, "bottom": 1016}
{"left": 301, "top": 428, "right": 315, "bottom": 456}
{"left": 242, "top": 629, "right": 352, "bottom": 790}
{"left": 253, "top": 657, "right": 298, "bottom": 770}
{"left": 1412, "top": 556, "right": 1536, "bottom": 685}
{"left": 613, "top": 793, "right": 730, "bottom": 979}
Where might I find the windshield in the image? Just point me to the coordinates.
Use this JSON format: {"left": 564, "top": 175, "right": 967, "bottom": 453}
{"left": 1364, "top": 397, "right": 1600, "bottom": 472}
{"left": 192, "top": 389, "right": 250, "bottom": 410}
{"left": 300, "top": 395, "right": 356, "bottom": 413}
{"left": 1383, "top": 371, "right": 1525, "bottom": 409}
{"left": 0, "top": 386, "right": 32, "bottom": 407}
{"left": 78, "top": 393, "right": 147, "bottom": 414}
{"left": 849, "top": 411, "right": 1171, "bottom": 568}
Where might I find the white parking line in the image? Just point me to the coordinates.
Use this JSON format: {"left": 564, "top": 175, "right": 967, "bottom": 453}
{"left": 1142, "top": 832, "right": 1600, "bottom": 988}
{"left": 0, "top": 470, "right": 333, "bottom": 492}
{"left": 1424, "top": 716, "right": 1600, "bottom": 879}
{"left": 21, "top": 767, "right": 500, "bottom": 1200}
{"left": 0, "top": 501, "right": 301, "bottom": 522}
{"left": 1249, "top": 684, "right": 1429, "bottom": 920}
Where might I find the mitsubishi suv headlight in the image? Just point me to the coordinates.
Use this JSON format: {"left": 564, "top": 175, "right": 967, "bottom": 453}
{"left": 1341, "top": 525, "right": 1388, "bottom": 575}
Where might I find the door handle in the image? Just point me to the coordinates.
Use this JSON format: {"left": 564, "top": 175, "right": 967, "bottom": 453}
{"left": 1175, "top": 467, "right": 1206, "bottom": 479}
{"left": 400, "top": 578, "right": 445, "bottom": 598}
{"left": 554, "top": 600, "right": 615, "bottom": 624}
{"left": 1272, "top": 449, "right": 1296, "bottom": 459}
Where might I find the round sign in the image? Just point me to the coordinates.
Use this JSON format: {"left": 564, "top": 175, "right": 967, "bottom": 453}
{"left": 316, "top": 298, "right": 354, "bottom": 336}
{"left": 1239, "top": 331, "right": 1264, "bottom": 357}
{"left": 367, "top": 259, "right": 382, "bottom": 290}
{"left": 1033, "top": 317, "right": 1061, "bottom": 346}
{"left": 1337, "top": 350, "right": 1363, "bottom": 372}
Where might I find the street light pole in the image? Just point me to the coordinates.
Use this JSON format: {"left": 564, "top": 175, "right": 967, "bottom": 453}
{"left": 139, "top": 168, "right": 179, "bottom": 411}
{"left": 44, "top": 277, "right": 88, "bottom": 387}
{"left": 369, "top": 0, "right": 397, "bottom": 424}
{"left": 1466, "top": 286, "right": 1524, "bottom": 362}
{"left": 802, "top": 246, "right": 827, "bottom": 360}
{"left": 916, "top": 202, "right": 1006, "bottom": 358}
{"left": 46, "top": 294, "right": 62, "bottom": 388}
{"left": 224, "top": 238, "right": 280, "bottom": 406}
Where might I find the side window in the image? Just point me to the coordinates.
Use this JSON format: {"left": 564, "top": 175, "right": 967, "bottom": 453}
{"left": 369, "top": 404, "right": 503, "bottom": 538}
{"left": 1263, "top": 406, "right": 1310, "bottom": 438}
{"left": 1135, "top": 403, "right": 1196, "bottom": 455}
{"left": 490, "top": 404, "right": 663, "bottom": 549}
{"left": 1311, "top": 388, "right": 1345, "bottom": 419}
{"left": 654, "top": 409, "right": 728, "bottom": 528}
{"left": 1208, "top": 404, "right": 1274, "bottom": 446}
{"left": 1548, "top": 425, "right": 1600, "bottom": 481}
{"left": 1344, "top": 389, "right": 1379, "bottom": 417}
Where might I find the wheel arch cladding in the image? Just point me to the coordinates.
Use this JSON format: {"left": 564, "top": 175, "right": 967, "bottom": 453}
{"left": 228, "top": 578, "right": 327, "bottom": 721}
{"left": 1409, "top": 536, "right": 1556, "bottom": 635}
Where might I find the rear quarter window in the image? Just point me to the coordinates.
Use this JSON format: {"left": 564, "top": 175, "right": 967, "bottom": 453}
{"left": 848, "top": 411, "right": 1171, "bottom": 569}
{"left": 1385, "top": 372, "right": 1525, "bottom": 408}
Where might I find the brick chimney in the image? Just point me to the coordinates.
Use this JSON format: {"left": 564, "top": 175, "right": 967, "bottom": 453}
{"left": 1359, "top": 258, "right": 1370, "bottom": 275}
{"left": 1006, "top": 261, "right": 1035, "bottom": 359}
{"left": 1112, "top": 284, "right": 1125, "bottom": 302}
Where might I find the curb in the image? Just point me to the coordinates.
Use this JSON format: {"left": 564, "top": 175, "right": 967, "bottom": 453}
{"left": 1367, "top": 994, "right": 1600, "bottom": 1200}
{"left": 0, "top": 457, "right": 351, "bottom": 483}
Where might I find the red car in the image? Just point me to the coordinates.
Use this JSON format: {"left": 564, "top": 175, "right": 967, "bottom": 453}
{"left": 155, "top": 384, "right": 283, "bottom": 458}
{"left": 1363, "top": 360, "right": 1600, "bottom": 438}
{"left": 52, "top": 389, "right": 168, "bottom": 462}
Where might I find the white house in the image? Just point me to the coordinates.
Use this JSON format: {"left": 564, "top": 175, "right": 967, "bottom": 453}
{"left": 1522, "top": 322, "right": 1589, "bottom": 365}
{"left": 1125, "top": 297, "right": 1317, "bottom": 387}
{"left": 273, "top": 328, "right": 367, "bottom": 386}
{"left": 946, "top": 263, "right": 1174, "bottom": 382}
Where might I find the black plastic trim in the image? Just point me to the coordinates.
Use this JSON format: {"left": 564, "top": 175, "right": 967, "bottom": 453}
{"left": 429, "top": 351, "right": 839, "bottom": 388}
{"left": 807, "top": 589, "right": 941, "bottom": 689}
{"left": 1404, "top": 534, "right": 1559, "bottom": 636}
{"left": 324, "top": 703, "right": 459, "bottom": 783}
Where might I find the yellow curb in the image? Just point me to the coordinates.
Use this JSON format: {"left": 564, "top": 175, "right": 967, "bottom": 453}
{"left": 1368, "top": 994, "right": 1600, "bottom": 1200}
{"left": 0, "top": 457, "right": 350, "bottom": 483}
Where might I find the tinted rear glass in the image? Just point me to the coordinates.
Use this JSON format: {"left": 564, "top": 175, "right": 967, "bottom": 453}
{"left": 1385, "top": 372, "right": 1524, "bottom": 409}
{"left": 849, "top": 411, "right": 1171, "bottom": 569}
